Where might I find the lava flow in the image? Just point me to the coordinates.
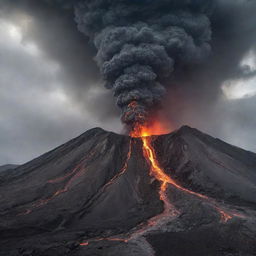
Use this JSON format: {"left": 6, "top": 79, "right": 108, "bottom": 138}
{"left": 131, "top": 123, "right": 233, "bottom": 222}
{"left": 18, "top": 150, "right": 97, "bottom": 216}
{"left": 79, "top": 140, "right": 132, "bottom": 212}
{"left": 136, "top": 126, "right": 180, "bottom": 222}
{"left": 102, "top": 140, "right": 132, "bottom": 189}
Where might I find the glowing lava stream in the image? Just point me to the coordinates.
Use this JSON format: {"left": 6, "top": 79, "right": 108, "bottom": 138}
{"left": 18, "top": 150, "right": 97, "bottom": 216}
{"left": 79, "top": 140, "right": 132, "bottom": 213}
{"left": 102, "top": 140, "right": 132, "bottom": 189}
{"left": 18, "top": 141, "right": 132, "bottom": 216}
{"left": 141, "top": 135, "right": 232, "bottom": 222}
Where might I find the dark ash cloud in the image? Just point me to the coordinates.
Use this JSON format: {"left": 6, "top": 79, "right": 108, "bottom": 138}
{"left": 74, "top": 0, "right": 214, "bottom": 129}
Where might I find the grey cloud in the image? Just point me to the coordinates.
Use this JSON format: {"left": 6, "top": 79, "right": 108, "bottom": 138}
{"left": 1, "top": 0, "right": 119, "bottom": 120}
{"left": 0, "top": 0, "right": 121, "bottom": 165}
{"left": 212, "top": 95, "right": 256, "bottom": 152}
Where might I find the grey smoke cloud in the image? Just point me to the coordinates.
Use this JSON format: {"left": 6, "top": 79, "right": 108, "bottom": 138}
{"left": 42, "top": 0, "right": 256, "bottom": 132}
{"left": 0, "top": 0, "right": 119, "bottom": 121}
{"left": 74, "top": 0, "right": 214, "bottom": 128}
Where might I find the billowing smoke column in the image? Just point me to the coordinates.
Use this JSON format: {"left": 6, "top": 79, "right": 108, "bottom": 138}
{"left": 73, "top": 0, "right": 214, "bottom": 130}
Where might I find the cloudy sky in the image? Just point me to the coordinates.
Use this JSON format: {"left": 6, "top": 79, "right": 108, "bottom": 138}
{"left": 0, "top": 0, "right": 256, "bottom": 165}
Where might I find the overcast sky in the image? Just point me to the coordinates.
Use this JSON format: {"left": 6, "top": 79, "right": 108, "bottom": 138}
{"left": 0, "top": 0, "right": 256, "bottom": 165}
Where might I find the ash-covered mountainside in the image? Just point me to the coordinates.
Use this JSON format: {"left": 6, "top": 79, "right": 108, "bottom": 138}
{"left": 0, "top": 126, "right": 256, "bottom": 256}
{"left": 0, "top": 164, "right": 19, "bottom": 173}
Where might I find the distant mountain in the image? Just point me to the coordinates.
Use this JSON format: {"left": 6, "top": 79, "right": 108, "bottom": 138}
{"left": 0, "top": 126, "right": 255, "bottom": 256}
{"left": 0, "top": 164, "right": 19, "bottom": 172}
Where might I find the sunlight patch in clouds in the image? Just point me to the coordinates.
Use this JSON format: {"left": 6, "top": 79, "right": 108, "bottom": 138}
{"left": 0, "top": 17, "right": 41, "bottom": 56}
{"left": 240, "top": 49, "right": 256, "bottom": 73}
{"left": 222, "top": 49, "right": 256, "bottom": 100}
{"left": 222, "top": 78, "right": 256, "bottom": 100}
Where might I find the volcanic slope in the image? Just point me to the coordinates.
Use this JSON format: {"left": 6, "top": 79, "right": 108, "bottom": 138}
{"left": 0, "top": 164, "right": 19, "bottom": 173}
{"left": 0, "top": 126, "right": 256, "bottom": 256}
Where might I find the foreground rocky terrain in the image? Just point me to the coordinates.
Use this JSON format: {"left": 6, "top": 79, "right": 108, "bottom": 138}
{"left": 0, "top": 126, "right": 256, "bottom": 256}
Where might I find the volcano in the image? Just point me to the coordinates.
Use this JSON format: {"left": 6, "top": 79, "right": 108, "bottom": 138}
{"left": 0, "top": 126, "right": 256, "bottom": 256}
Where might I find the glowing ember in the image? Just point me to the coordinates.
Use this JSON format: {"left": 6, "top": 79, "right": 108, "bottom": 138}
{"left": 80, "top": 237, "right": 128, "bottom": 247}
{"left": 80, "top": 242, "right": 89, "bottom": 246}
{"left": 216, "top": 207, "right": 232, "bottom": 222}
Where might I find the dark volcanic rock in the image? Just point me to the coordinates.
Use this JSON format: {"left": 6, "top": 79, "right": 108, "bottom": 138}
{"left": 154, "top": 126, "right": 256, "bottom": 204}
{"left": 0, "top": 164, "right": 19, "bottom": 173}
{"left": 0, "top": 126, "right": 256, "bottom": 256}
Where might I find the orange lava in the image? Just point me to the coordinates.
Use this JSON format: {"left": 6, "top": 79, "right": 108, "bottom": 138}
{"left": 18, "top": 150, "right": 97, "bottom": 216}
{"left": 103, "top": 140, "right": 132, "bottom": 189}
{"left": 216, "top": 207, "right": 232, "bottom": 222}
{"left": 80, "top": 237, "right": 128, "bottom": 247}
{"left": 132, "top": 124, "right": 233, "bottom": 223}
{"left": 80, "top": 242, "right": 89, "bottom": 246}
{"left": 18, "top": 141, "right": 132, "bottom": 217}
{"left": 140, "top": 128, "right": 209, "bottom": 200}
{"left": 130, "top": 120, "right": 171, "bottom": 138}
{"left": 48, "top": 151, "right": 96, "bottom": 184}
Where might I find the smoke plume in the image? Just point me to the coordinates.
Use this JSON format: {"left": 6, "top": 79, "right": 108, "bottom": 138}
{"left": 10, "top": 0, "right": 255, "bottom": 134}
{"left": 68, "top": 0, "right": 214, "bottom": 129}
